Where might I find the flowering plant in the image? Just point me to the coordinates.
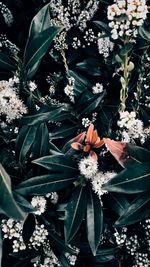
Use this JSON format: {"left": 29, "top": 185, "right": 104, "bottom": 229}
{"left": 0, "top": 0, "right": 150, "bottom": 266}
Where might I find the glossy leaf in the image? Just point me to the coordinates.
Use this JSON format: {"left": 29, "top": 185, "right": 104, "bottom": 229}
{"left": 15, "top": 125, "right": 38, "bottom": 162}
{"left": 0, "top": 164, "right": 25, "bottom": 220}
{"left": 32, "top": 123, "right": 49, "bottom": 158}
{"left": 20, "top": 107, "right": 71, "bottom": 125}
{"left": 139, "top": 25, "right": 150, "bottom": 41}
{"left": 80, "top": 91, "right": 106, "bottom": 116}
{"left": 32, "top": 154, "right": 77, "bottom": 174}
{"left": 0, "top": 52, "right": 17, "bottom": 71}
{"left": 65, "top": 186, "right": 87, "bottom": 243}
{"left": 50, "top": 122, "right": 78, "bottom": 140}
{"left": 115, "top": 192, "right": 150, "bottom": 226}
{"left": 23, "top": 214, "right": 36, "bottom": 245}
{"left": 15, "top": 174, "right": 76, "bottom": 195}
{"left": 120, "top": 43, "right": 133, "bottom": 56}
{"left": 103, "top": 162, "right": 150, "bottom": 194}
{"left": 24, "top": 26, "right": 61, "bottom": 78}
{"left": 106, "top": 193, "right": 129, "bottom": 216}
{"left": 93, "top": 21, "right": 111, "bottom": 35}
{"left": 14, "top": 193, "right": 35, "bottom": 213}
{"left": 87, "top": 188, "right": 103, "bottom": 256}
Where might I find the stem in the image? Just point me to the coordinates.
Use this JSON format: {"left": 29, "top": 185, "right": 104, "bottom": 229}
{"left": 119, "top": 53, "right": 129, "bottom": 112}
{"left": 61, "top": 50, "right": 69, "bottom": 73}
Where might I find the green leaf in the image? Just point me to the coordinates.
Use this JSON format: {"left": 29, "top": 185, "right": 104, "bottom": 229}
{"left": 23, "top": 4, "right": 61, "bottom": 78}
{"left": 120, "top": 43, "right": 133, "bottom": 56}
{"left": 115, "top": 192, "right": 150, "bottom": 226}
{"left": 50, "top": 122, "right": 78, "bottom": 139}
{"left": 14, "top": 193, "right": 35, "bottom": 213}
{"left": 0, "top": 164, "right": 25, "bottom": 220}
{"left": 23, "top": 214, "right": 36, "bottom": 245}
{"left": 93, "top": 21, "right": 111, "bottom": 35}
{"left": 103, "top": 162, "right": 150, "bottom": 194}
{"left": 20, "top": 107, "right": 71, "bottom": 125}
{"left": 106, "top": 193, "right": 129, "bottom": 216}
{"left": 65, "top": 186, "right": 87, "bottom": 243}
{"left": 15, "top": 174, "right": 76, "bottom": 196}
{"left": 24, "top": 26, "right": 61, "bottom": 78}
{"left": 80, "top": 91, "right": 106, "bottom": 116}
{"left": 15, "top": 125, "right": 38, "bottom": 162}
{"left": 124, "top": 144, "right": 150, "bottom": 167}
{"left": 87, "top": 188, "right": 103, "bottom": 256}
{"left": 32, "top": 123, "right": 49, "bottom": 158}
{"left": 139, "top": 26, "right": 150, "bottom": 41}
{"left": 32, "top": 154, "right": 77, "bottom": 174}
{"left": 0, "top": 52, "right": 17, "bottom": 71}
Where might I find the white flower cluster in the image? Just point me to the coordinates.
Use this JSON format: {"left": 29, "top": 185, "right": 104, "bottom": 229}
{"left": 1, "top": 219, "right": 49, "bottom": 252}
{"left": 29, "top": 224, "right": 48, "bottom": 248}
{"left": 114, "top": 227, "right": 127, "bottom": 246}
{"left": 79, "top": 156, "right": 98, "bottom": 179}
{"left": 49, "top": 0, "right": 100, "bottom": 32}
{"left": 82, "top": 117, "right": 91, "bottom": 128}
{"left": 0, "top": 2, "right": 13, "bottom": 26}
{"left": 31, "top": 196, "right": 47, "bottom": 215}
{"left": 92, "top": 83, "right": 104, "bottom": 94}
{"left": 64, "top": 77, "right": 75, "bottom": 103}
{"left": 33, "top": 243, "right": 61, "bottom": 267}
{"left": 97, "top": 33, "right": 114, "bottom": 58}
{"left": 117, "top": 111, "right": 145, "bottom": 143}
{"left": 107, "top": 0, "right": 148, "bottom": 40}
{"left": 0, "top": 34, "right": 19, "bottom": 55}
{"left": 28, "top": 81, "right": 37, "bottom": 92}
{"left": 65, "top": 252, "right": 77, "bottom": 266}
{"left": 0, "top": 80, "right": 27, "bottom": 123}
{"left": 1, "top": 219, "right": 26, "bottom": 252}
{"left": 91, "top": 171, "right": 116, "bottom": 198}
{"left": 72, "top": 37, "right": 81, "bottom": 49}
{"left": 54, "top": 31, "right": 68, "bottom": 51}
{"left": 46, "top": 192, "right": 59, "bottom": 204}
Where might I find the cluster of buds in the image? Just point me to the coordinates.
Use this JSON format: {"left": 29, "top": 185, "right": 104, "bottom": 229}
{"left": 107, "top": 0, "right": 148, "bottom": 40}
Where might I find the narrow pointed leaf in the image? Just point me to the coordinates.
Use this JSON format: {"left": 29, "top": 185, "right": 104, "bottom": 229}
{"left": 0, "top": 164, "right": 25, "bottom": 220}
{"left": 32, "top": 123, "right": 49, "bottom": 158}
{"left": 107, "top": 193, "right": 129, "bottom": 216}
{"left": 115, "top": 192, "right": 150, "bottom": 226}
{"left": 23, "top": 214, "right": 36, "bottom": 245}
{"left": 0, "top": 52, "right": 17, "bottom": 71}
{"left": 103, "top": 162, "right": 150, "bottom": 194}
{"left": 65, "top": 186, "right": 87, "bottom": 243}
{"left": 15, "top": 125, "right": 38, "bottom": 162}
{"left": 87, "top": 188, "right": 103, "bottom": 256}
{"left": 15, "top": 174, "right": 76, "bottom": 195}
{"left": 32, "top": 155, "right": 77, "bottom": 174}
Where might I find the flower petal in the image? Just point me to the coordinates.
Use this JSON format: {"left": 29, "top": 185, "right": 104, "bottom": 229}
{"left": 94, "top": 138, "right": 105, "bottom": 148}
{"left": 91, "top": 130, "right": 98, "bottom": 144}
{"left": 89, "top": 150, "right": 98, "bottom": 160}
{"left": 83, "top": 144, "right": 91, "bottom": 152}
{"left": 71, "top": 142, "right": 83, "bottom": 150}
{"left": 86, "top": 124, "right": 94, "bottom": 143}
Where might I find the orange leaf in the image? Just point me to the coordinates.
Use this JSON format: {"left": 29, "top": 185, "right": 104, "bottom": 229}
{"left": 86, "top": 124, "right": 94, "bottom": 143}
{"left": 71, "top": 142, "right": 83, "bottom": 150}
{"left": 103, "top": 138, "right": 128, "bottom": 167}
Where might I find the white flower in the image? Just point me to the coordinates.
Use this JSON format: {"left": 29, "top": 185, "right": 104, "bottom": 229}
{"left": 46, "top": 192, "right": 58, "bottom": 204}
{"left": 0, "top": 80, "right": 27, "bottom": 123}
{"left": 31, "top": 196, "right": 47, "bottom": 215}
{"left": 28, "top": 81, "right": 37, "bottom": 92}
{"left": 97, "top": 33, "right": 114, "bottom": 57}
{"left": 82, "top": 117, "right": 91, "bottom": 128}
{"left": 0, "top": 2, "right": 13, "bottom": 26}
{"left": 64, "top": 77, "right": 75, "bottom": 103}
{"left": 91, "top": 171, "right": 116, "bottom": 198}
{"left": 79, "top": 156, "right": 98, "bottom": 179}
{"left": 92, "top": 83, "right": 103, "bottom": 94}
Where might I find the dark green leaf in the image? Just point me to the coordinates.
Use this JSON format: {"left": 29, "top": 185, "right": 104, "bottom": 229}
{"left": 103, "top": 162, "right": 150, "bottom": 194}
{"left": 23, "top": 214, "right": 36, "bottom": 245}
{"left": 120, "top": 43, "right": 133, "bottom": 56}
{"left": 115, "top": 192, "right": 150, "bottom": 226}
{"left": 32, "top": 154, "right": 77, "bottom": 174}
{"left": 107, "top": 193, "right": 129, "bottom": 216}
{"left": 15, "top": 125, "right": 38, "bottom": 162}
{"left": 0, "top": 230, "right": 2, "bottom": 267}
{"left": 80, "top": 91, "right": 106, "bottom": 116}
{"left": 65, "top": 186, "right": 87, "bottom": 243}
{"left": 76, "top": 58, "right": 101, "bottom": 76}
{"left": 49, "top": 232, "right": 76, "bottom": 254}
{"left": 14, "top": 193, "right": 35, "bottom": 213}
{"left": 124, "top": 144, "right": 150, "bottom": 167}
{"left": 0, "top": 52, "right": 17, "bottom": 71}
{"left": 139, "top": 26, "right": 150, "bottom": 41}
{"left": 50, "top": 122, "right": 78, "bottom": 139}
{"left": 24, "top": 26, "right": 61, "bottom": 78}
{"left": 87, "top": 188, "right": 103, "bottom": 256}
{"left": 0, "top": 164, "right": 25, "bottom": 220}
{"left": 32, "top": 123, "right": 49, "bottom": 158}
{"left": 15, "top": 174, "right": 76, "bottom": 195}
{"left": 93, "top": 21, "right": 111, "bottom": 35}
{"left": 21, "top": 107, "right": 71, "bottom": 125}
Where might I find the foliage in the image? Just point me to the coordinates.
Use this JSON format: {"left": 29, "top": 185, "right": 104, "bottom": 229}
{"left": 0, "top": 0, "right": 150, "bottom": 267}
